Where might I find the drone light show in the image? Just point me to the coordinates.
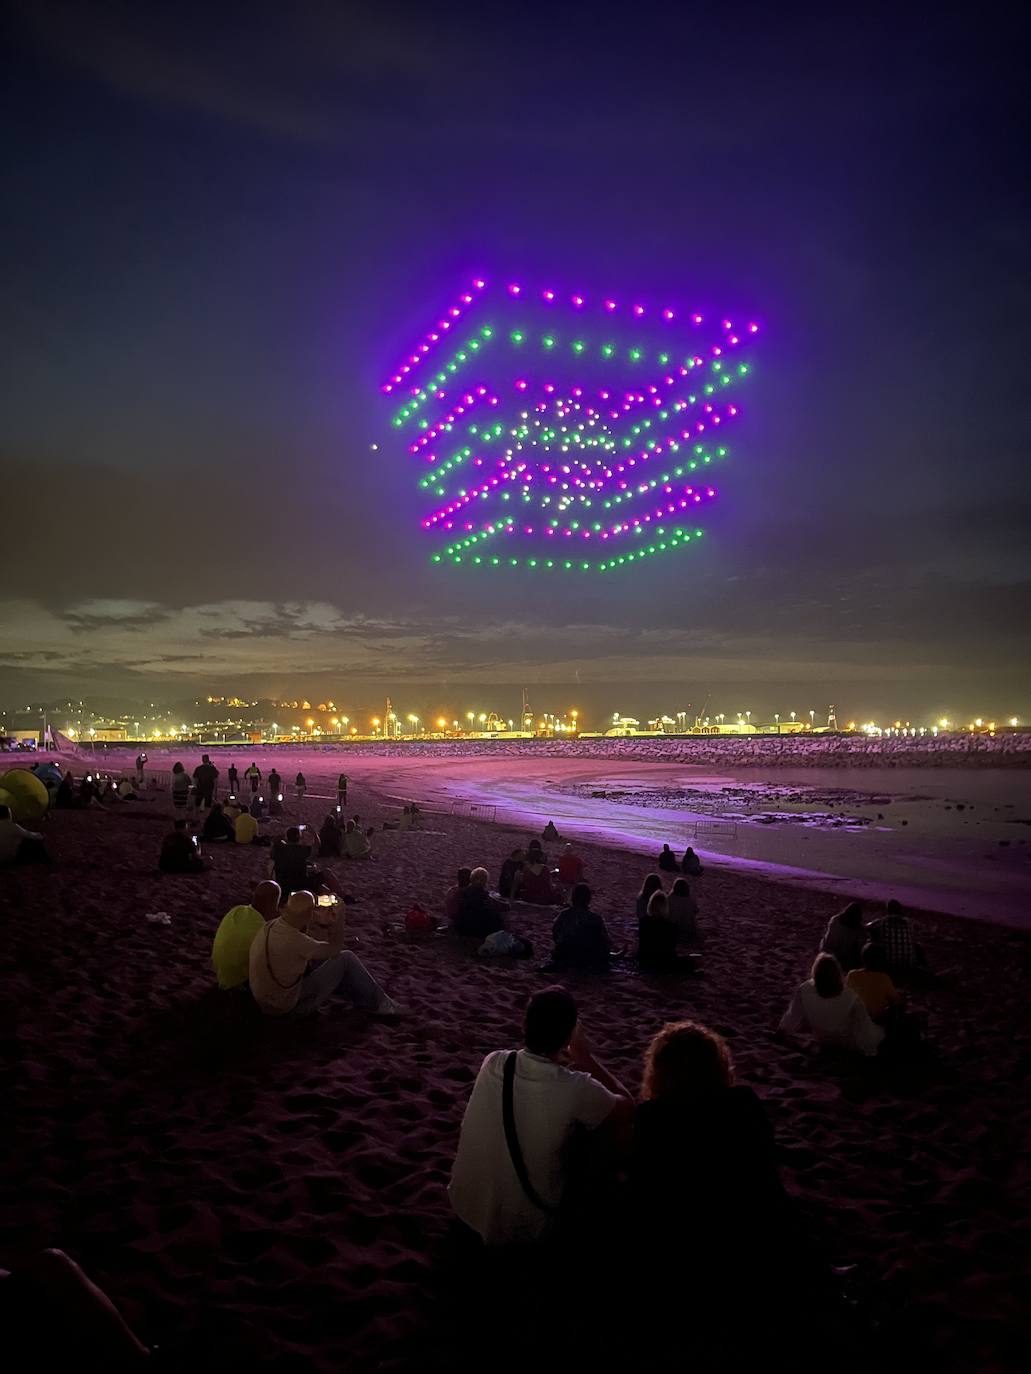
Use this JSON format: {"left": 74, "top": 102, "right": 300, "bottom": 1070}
{"left": 382, "top": 278, "right": 760, "bottom": 572}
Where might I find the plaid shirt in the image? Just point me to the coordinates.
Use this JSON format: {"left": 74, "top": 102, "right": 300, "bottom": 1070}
{"left": 872, "top": 915, "right": 915, "bottom": 970}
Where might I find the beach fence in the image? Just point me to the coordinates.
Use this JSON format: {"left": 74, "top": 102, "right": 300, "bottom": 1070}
{"left": 450, "top": 799, "right": 498, "bottom": 822}
{"left": 685, "top": 818, "right": 738, "bottom": 841}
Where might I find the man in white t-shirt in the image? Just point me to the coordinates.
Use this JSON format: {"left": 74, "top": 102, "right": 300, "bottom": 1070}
{"left": 248, "top": 890, "right": 399, "bottom": 1018}
{"left": 449, "top": 987, "right": 633, "bottom": 1245}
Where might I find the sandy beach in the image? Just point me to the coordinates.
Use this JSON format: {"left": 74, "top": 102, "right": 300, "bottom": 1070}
{"left": 3, "top": 744, "right": 1030, "bottom": 1371}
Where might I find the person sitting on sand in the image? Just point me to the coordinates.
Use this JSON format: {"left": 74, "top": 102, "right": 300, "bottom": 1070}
{"left": 557, "top": 843, "right": 585, "bottom": 886}
{"left": 638, "top": 890, "right": 697, "bottom": 972}
{"left": 456, "top": 867, "right": 507, "bottom": 939}
{"left": 635, "top": 873, "right": 663, "bottom": 921}
{"left": 211, "top": 879, "right": 281, "bottom": 990}
{"left": 657, "top": 843, "right": 679, "bottom": 873}
{"left": 819, "top": 901, "right": 866, "bottom": 971}
{"left": 248, "top": 793, "right": 263, "bottom": 819}
{"left": 115, "top": 777, "right": 136, "bottom": 801}
{"left": 319, "top": 811, "right": 342, "bottom": 857}
{"left": 631, "top": 1021, "right": 789, "bottom": 1270}
{"left": 867, "top": 899, "right": 929, "bottom": 983}
{"left": 201, "top": 801, "right": 235, "bottom": 843}
{"left": 498, "top": 849, "right": 524, "bottom": 899}
{"left": 449, "top": 986, "right": 633, "bottom": 1245}
{"left": 514, "top": 852, "right": 557, "bottom": 905}
{"left": 234, "top": 807, "right": 258, "bottom": 844}
{"left": 845, "top": 942, "right": 903, "bottom": 1022}
{"left": 542, "top": 820, "right": 560, "bottom": 843}
{"left": 681, "top": 846, "right": 703, "bottom": 877}
{"left": 778, "top": 953, "right": 884, "bottom": 1056}
{"left": 550, "top": 883, "right": 610, "bottom": 971}
{"left": 0, "top": 804, "right": 49, "bottom": 865}
{"left": 55, "top": 771, "right": 75, "bottom": 808}
{"left": 224, "top": 795, "right": 242, "bottom": 821}
{"left": 667, "top": 877, "right": 699, "bottom": 943}
{"left": 272, "top": 825, "right": 320, "bottom": 897}
{"left": 249, "top": 889, "right": 398, "bottom": 1018}
{"left": 159, "top": 819, "right": 204, "bottom": 874}
{"left": 343, "top": 819, "right": 371, "bottom": 860}
{"left": 445, "top": 867, "right": 472, "bottom": 924}
{"left": 171, "top": 761, "right": 190, "bottom": 810}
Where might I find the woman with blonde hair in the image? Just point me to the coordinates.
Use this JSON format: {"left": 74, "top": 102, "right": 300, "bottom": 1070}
{"left": 779, "top": 952, "right": 885, "bottom": 1056}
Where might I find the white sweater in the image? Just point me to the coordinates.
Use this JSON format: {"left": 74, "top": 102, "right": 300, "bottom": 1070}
{"left": 780, "top": 980, "right": 885, "bottom": 1056}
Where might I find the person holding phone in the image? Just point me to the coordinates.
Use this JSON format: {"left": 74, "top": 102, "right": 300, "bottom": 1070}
{"left": 249, "top": 890, "right": 399, "bottom": 1018}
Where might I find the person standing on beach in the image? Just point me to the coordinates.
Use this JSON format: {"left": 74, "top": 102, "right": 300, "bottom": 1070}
{"left": 135, "top": 751, "right": 148, "bottom": 785}
{"left": 268, "top": 767, "right": 282, "bottom": 798}
{"left": 337, "top": 772, "right": 348, "bottom": 806}
{"left": 449, "top": 987, "right": 633, "bottom": 1245}
{"left": 295, "top": 772, "right": 306, "bottom": 801}
{"left": 244, "top": 762, "right": 261, "bottom": 794}
{"left": 192, "top": 754, "right": 219, "bottom": 809}
{"left": 171, "top": 761, "right": 190, "bottom": 810}
{"left": 227, "top": 762, "right": 239, "bottom": 795}
{"left": 248, "top": 890, "right": 398, "bottom": 1018}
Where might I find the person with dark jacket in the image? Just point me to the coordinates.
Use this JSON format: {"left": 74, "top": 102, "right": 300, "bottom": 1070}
{"left": 271, "top": 826, "right": 318, "bottom": 897}
{"left": 681, "top": 846, "right": 703, "bottom": 876}
{"left": 551, "top": 883, "right": 610, "bottom": 970}
{"left": 318, "top": 812, "right": 342, "bottom": 857}
{"left": 455, "top": 867, "right": 507, "bottom": 939}
{"left": 159, "top": 820, "right": 204, "bottom": 873}
{"left": 192, "top": 754, "right": 219, "bottom": 808}
{"left": 498, "top": 849, "right": 525, "bottom": 899}
{"left": 657, "top": 843, "right": 679, "bottom": 873}
{"left": 201, "top": 801, "right": 235, "bottom": 843}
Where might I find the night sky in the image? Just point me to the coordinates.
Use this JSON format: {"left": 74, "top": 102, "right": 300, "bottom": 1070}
{"left": 3, "top": 1, "right": 1029, "bottom": 724}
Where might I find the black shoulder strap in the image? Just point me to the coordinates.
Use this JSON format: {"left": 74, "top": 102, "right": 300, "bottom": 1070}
{"left": 502, "top": 1052, "right": 557, "bottom": 1215}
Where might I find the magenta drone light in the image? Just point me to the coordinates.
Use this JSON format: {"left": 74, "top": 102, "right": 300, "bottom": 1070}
{"left": 382, "top": 276, "right": 760, "bottom": 573}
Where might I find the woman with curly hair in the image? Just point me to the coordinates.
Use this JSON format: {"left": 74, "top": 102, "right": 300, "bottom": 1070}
{"left": 631, "top": 1021, "right": 788, "bottom": 1263}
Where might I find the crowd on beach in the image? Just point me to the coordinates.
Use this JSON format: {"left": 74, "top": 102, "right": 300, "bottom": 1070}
{"left": 2, "top": 749, "right": 947, "bottom": 1365}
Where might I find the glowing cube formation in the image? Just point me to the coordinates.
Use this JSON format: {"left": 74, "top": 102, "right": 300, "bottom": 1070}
{"left": 382, "top": 278, "right": 759, "bottom": 572}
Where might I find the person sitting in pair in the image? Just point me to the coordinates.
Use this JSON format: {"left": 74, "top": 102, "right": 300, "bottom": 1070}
{"left": 630, "top": 1022, "right": 792, "bottom": 1326}
{"left": 779, "top": 953, "right": 884, "bottom": 1056}
{"left": 657, "top": 843, "right": 679, "bottom": 873}
{"left": 449, "top": 986, "right": 633, "bottom": 1245}
{"left": 201, "top": 801, "right": 235, "bottom": 843}
{"left": 248, "top": 890, "right": 399, "bottom": 1018}
{"left": 846, "top": 942, "right": 903, "bottom": 1022}
{"left": 667, "top": 878, "right": 699, "bottom": 943}
{"left": 551, "top": 883, "right": 610, "bottom": 971}
{"left": 54, "top": 772, "right": 75, "bottom": 808}
{"left": 343, "top": 819, "right": 371, "bottom": 859}
{"left": 115, "top": 777, "right": 137, "bottom": 800}
{"left": 223, "top": 796, "right": 242, "bottom": 820}
{"left": 542, "top": 820, "right": 560, "bottom": 843}
{"left": 247, "top": 794, "right": 264, "bottom": 819}
{"left": 0, "top": 804, "right": 49, "bottom": 865}
{"left": 319, "top": 812, "right": 342, "bottom": 856}
{"left": 211, "top": 879, "right": 281, "bottom": 990}
{"left": 498, "top": 849, "right": 524, "bottom": 899}
{"left": 272, "top": 826, "right": 321, "bottom": 897}
{"left": 515, "top": 852, "right": 557, "bottom": 905}
{"left": 638, "top": 890, "right": 697, "bottom": 972}
{"left": 636, "top": 873, "right": 663, "bottom": 921}
{"left": 445, "top": 867, "right": 472, "bottom": 924}
{"left": 557, "top": 843, "right": 585, "bottom": 886}
{"left": 234, "top": 807, "right": 258, "bottom": 844}
{"left": 681, "top": 846, "right": 703, "bottom": 876}
{"left": 159, "top": 819, "right": 204, "bottom": 874}
{"left": 455, "top": 867, "right": 507, "bottom": 939}
{"left": 819, "top": 901, "right": 865, "bottom": 972}
{"left": 866, "top": 899, "right": 930, "bottom": 983}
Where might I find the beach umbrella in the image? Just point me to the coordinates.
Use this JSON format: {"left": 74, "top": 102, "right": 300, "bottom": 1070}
{"left": 0, "top": 768, "right": 50, "bottom": 823}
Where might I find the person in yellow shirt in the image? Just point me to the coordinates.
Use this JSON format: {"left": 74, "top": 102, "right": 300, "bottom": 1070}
{"left": 235, "top": 809, "right": 259, "bottom": 844}
{"left": 845, "top": 942, "right": 903, "bottom": 1021}
{"left": 211, "top": 880, "right": 281, "bottom": 990}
